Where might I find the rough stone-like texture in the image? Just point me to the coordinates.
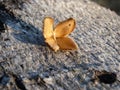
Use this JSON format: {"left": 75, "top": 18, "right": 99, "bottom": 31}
{"left": 0, "top": 0, "right": 120, "bottom": 90}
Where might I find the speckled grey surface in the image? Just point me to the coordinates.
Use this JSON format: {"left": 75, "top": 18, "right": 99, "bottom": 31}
{"left": 0, "top": 0, "right": 120, "bottom": 90}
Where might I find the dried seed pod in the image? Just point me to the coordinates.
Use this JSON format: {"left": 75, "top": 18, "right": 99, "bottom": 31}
{"left": 43, "top": 17, "right": 78, "bottom": 52}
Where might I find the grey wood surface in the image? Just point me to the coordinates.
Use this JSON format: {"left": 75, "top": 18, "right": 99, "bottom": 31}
{"left": 0, "top": 0, "right": 120, "bottom": 90}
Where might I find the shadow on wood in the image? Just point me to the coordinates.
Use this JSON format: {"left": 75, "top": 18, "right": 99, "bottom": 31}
{"left": 0, "top": 3, "right": 45, "bottom": 46}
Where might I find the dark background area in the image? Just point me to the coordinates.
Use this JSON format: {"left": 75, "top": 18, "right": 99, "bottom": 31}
{"left": 91, "top": 0, "right": 120, "bottom": 15}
